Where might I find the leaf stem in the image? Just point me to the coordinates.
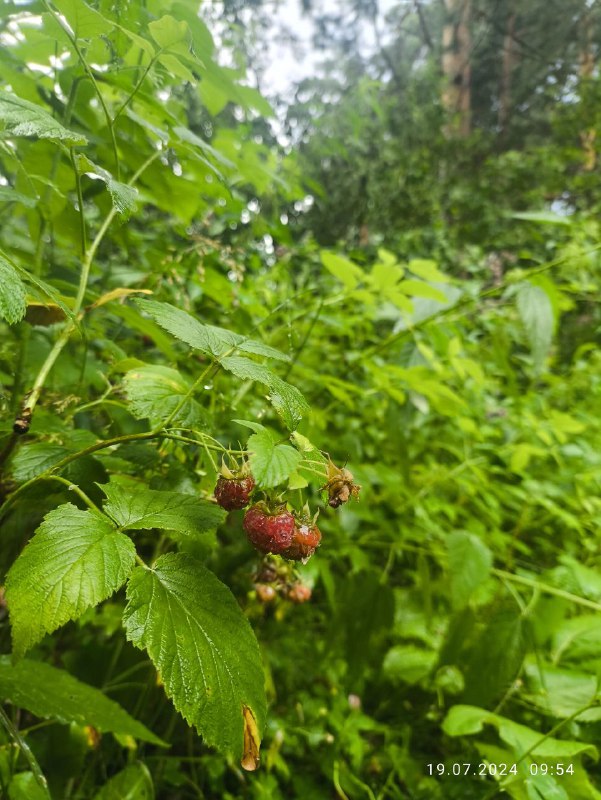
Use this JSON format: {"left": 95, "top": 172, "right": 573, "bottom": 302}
{"left": 481, "top": 700, "right": 598, "bottom": 800}
{"left": 42, "top": 0, "right": 121, "bottom": 178}
{"left": 69, "top": 146, "right": 87, "bottom": 258}
{"left": 15, "top": 150, "right": 160, "bottom": 425}
{"left": 112, "top": 50, "right": 162, "bottom": 124}
{"left": 492, "top": 568, "right": 601, "bottom": 613}
{"left": 150, "top": 360, "right": 220, "bottom": 435}
{"left": 43, "top": 475, "right": 101, "bottom": 512}
{"left": 0, "top": 705, "right": 48, "bottom": 794}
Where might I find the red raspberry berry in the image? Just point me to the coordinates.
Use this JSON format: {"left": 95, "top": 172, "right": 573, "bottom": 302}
{"left": 282, "top": 520, "right": 321, "bottom": 561}
{"left": 214, "top": 474, "right": 255, "bottom": 511}
{"left": 243, "top": 504, "right": 295, "bottom": 555}
{"left": 287, "top": 583, "right": 312, "bottom": 603}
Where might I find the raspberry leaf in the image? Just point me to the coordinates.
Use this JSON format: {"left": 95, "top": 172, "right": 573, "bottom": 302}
{"left": 94, "top": 764, "right": 154, "bottom": 800}
{"left": 0, "top": 255, "right": 27, "bottom": 325}
{"left": 247, "top": 428, "right": 302, "bottom": 488}
{"left": 0, "top": 657, "right": 164, "bottom": 745}
{"left": 122, "top": 553, "right": 266, "bottom": 760}
{"left": 447, "top": 531, "right": 493, "bottom": 609}
{"left": 516, "top": 281, "right": 554, "bottom": 371}
{"left": 135, "top": 299, "right": 289, "bottom": 361}
{"left": 123, "top": 364, "right": 207, "bottom": 427}
{"left": 102, "top": 481, "right": 226, "bottom": 535}
{"left": 5, "top": 504, "right": 136, "bottom": 658}
{"left": 10, "top": 443, "right": 70, "bottom": 482}
{"left": 221, "top": 356, "right": 309, "bottom": 430}
{"left": 0, "top": 89, "right": 87, "bottom": 145}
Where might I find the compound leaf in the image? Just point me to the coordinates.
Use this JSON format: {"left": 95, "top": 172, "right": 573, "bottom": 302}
{"left": 6, "top": 504, "right": 136, "bottom": 657}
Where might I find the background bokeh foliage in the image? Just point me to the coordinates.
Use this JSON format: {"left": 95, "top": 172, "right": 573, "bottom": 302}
{"left": 0, "top": 0, "right": 600, "bottom": 798}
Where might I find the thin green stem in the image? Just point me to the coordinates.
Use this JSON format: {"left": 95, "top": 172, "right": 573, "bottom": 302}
{"left": 150, "top": 360, "right": 219, "bottom": 435}
{"left": 44, "top": 475, "right": 101, "bottom": 511}
{"left": 42, "top": 0, "right": 120, "bottom": 178}
{"left": 162, "top": 432, "right": 237, "bottom": 453}
{"left": 16, "top": 150, "right": 160, "bottom": 423}
{"left": 492, "top": 568, "right": 601, "bottom": 613}
{"left": 284, "top": 295, "right": 324, "bottom": 379}
{"left": 0, "top": 706, "right": 48, "bottom": 794}
{"left": 333, "top": 761, "right": 350, "bottom": 800}
{"left": 482, "top": 700, "right": 598, "bottom": 800}
{"left": 69, "top": 146, "right": 87, "bottom": 257}
{"left": 112, "top": 51, "right": 162, "bottom": 124}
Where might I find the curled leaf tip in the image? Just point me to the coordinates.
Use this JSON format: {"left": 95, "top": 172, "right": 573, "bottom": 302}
{"left": 241, "top": 704, "right": 261, "bottom": 771}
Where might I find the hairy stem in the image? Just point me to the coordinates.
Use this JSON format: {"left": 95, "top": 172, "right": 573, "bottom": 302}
{"left": 15, "top": 151, "right": 160, "bottom": 425}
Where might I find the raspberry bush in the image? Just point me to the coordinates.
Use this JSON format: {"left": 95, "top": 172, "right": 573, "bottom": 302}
{"left": 0, "top": 1, "right": 600, "bottom": 799}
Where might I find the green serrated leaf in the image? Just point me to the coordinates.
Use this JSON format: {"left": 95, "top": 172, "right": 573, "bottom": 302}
{"left": 0, "top": 657, "right": 164, "bottom": 745}
{"left": 0, "top": 89, "right": 87, "bottom": 145}
{"left": 221, "top": 356, "right": 309, "bottom": 430}
{"left": 443, "top": 704, "right": 597, "bottom": 760}
{"left": 135, "top": 299, "right": 289, "bottom": 361}
{"left": 406, "top": 259, "right": 449, "bottom": 283}
{"left": 247, "top": 428, "right": 302, "bottom": 488}
{"left": 321, "top": 251, "right": 364, "bottom": 289}
{"left": 447, "top": 531, "right": 493, "bottom": 609}
{"left": 148, "top": 15, "right": 189, "bottom": 48}
{"left": 93, "top": 763, "right": 154, "bottom": 800}
{"left": 10, "top": 443, "right": 70, "bottom": 482}
{"left": 123, "top": 364, "right": 206, "bottom": 427}
{"left": 400, "top": 279, "right": 448, "bottom": 303}
{"left": 463, "top": 604, "right": 526, "bottom": 707}
{"left": 0, "top": 254, "right": 27, "bottom": 325}
{"left": 516, "top": 281, "right": 554, "bottom": 371}
{"left": 76, "top": 155, "right": 138, "bottom": 218}
{"left": 6, "top": 504, "right": 136, "bottom": 658}
{"left": 53, "top": 0, "right": 114, "bottom": 38}
{"left": 174, "top": 125, "right": 235, "bottom": 171}
{"left": 115, "top": 23, "right": 156, "bottom": 58}
{"left": 123, "top": 552, "right": 266, "bottom": 759}
{"left": 102, "top": 481, "right": 226, "bottom": 535}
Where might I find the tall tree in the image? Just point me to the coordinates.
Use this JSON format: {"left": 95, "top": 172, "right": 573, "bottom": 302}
{"left": 441, "top": 0, "right": 472, "bottom": 137}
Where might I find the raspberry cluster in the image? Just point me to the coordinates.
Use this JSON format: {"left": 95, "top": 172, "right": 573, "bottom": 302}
{"left": 213, "top": 453, "right": 360, "bottom": 571}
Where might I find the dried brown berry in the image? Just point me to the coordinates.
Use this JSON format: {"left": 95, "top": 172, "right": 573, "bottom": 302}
{"left": 320, "top": 458, "right": 361, "bottom": 508}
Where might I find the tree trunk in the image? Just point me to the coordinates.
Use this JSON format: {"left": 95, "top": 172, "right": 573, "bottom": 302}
{"left": 441, "top": 0, "right": 472, "bottom": 137}
{"left": 579, "top": 7, "right": 596, "bottom": 171}
{"left": 498, "top": 10, "right": 516, "bottom": 139}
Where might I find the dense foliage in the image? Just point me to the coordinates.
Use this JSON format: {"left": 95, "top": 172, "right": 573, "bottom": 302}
{"left": 0, "top": 1, "right": 600, "bottom": 799}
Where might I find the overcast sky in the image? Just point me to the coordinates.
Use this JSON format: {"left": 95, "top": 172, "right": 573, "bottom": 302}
{"left": 247, "top": 0, "right": 398, "bottom": 96}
